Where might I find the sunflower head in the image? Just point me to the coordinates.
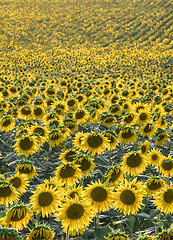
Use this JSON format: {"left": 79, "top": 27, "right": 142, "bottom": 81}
{"left": 74, "top": 154, "right": 96, "bottom": 177}
{"left": 107, "top": 231, "right": 130, "bottom": 240}
{"left": 139, "top": 141, "right": 150, "bottom": 154}
{"left": 15, "top": 161, "right": 37, "bottom": 179}
{"left": 0, "top": 180, "right": 19, "bottom": 207}
{"left": 26, "top": 225, "right": 54, "bottom": 240}
{"left": 118, "top": 127, "right": 137, "bottom": 145}
{"left": 0, "top": 228, "right": 19, "bottom": 240}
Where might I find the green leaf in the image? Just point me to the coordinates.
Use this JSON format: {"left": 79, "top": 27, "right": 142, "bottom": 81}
{"left": 136, "top": 213, "right": 150, "bottom": 219}
{"left": 0, "top": 211, "right": 6, "bottom": 218}
{"left": 14, "top": 238, "right": 22, "bottom": 240}
{"left": 154, "top": 222, "right": 164, "bottom": 229}
{"left": 149, "top": 209, "right": 160, "bottom": 219}
{"left": 94, "top": 226, "right": 112, "bottom": 240}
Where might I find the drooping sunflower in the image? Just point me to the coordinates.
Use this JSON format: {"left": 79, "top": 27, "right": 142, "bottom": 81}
{"left": 26, "top": 225, "right": 54, "bottom": 240}
{"left": 7, "top": 173, "right": 29, "bottom": 195}
{"left": 118, "top": 127, "right": 137, "bottom": 145}
{"left": 139, "top": 140, "right": 150, "bottom": 154}
{"left": 109, "top": 104, "right": 122, "bottom": 116}
{"left": 0, "top": 228, "right": 19, "bottom": 239}
{"left": 122, "top": 101, "right": 132, "bottom": 112}
{"left": 0, "top": 181, "right": 19, "bottom": 207}
{"left": 15, "top": 161, "right": 37, "bottom": 180}
{"left": 144, "top": 177, "right": 167, "bottom": 197}
{"left": 107, "top": 231, "right": 130, "bottom": 240}
{"left": 73, "top": 131, "right": 85, "bottom": 150}
{"left": 158, "top": 155, "right": 173, "bottom": 177}
{"left": 81, "top": 131, "right": 110, "bottom": 156}
{"left": 88, "top": 108, "right": 100, "bottom": 123}
{"left": 147, "top": 148, "right": 164, "bottom": 167}
{"left": 122, "top": 112, "right": 136, "bottom": 126}
{"left": 59, "top": 149, "right": 80, "bottom": 163}
{"left": 29, "top": 124, "right": 48, "bottom": 145}
{"left": 48, "top": 129, "right": 64, "bottom": 147}
{"left": 54, "top": 163, "right": 83, "bottom": 187}
{"left": 63, "top": 118, "right": 77, "bottom": 134}
{"left": 139, "top": 122, "right": 158, "bottom": 138}
{"left": 104, "top": 165, "right": 124, "bottom": 186}
{"left": 0, "top": 115, "right": 15, "bottom": 132}
{"left": 113, "top": 179, "right": 145, "bottom": 215}
{"left": 101, "top": 114, "right": 116, "bottom": 128}
{"left": 102, "top": 130, "right": 118, "bottom": 150}
{"left": 153, "top": 183, "right": 173, "bottom": 214}
{"left": 67, "top": 97, "right": 78, "bottom": 110}
{"left": 1, "top": 205, "right": 32, "bottom": 230}
{"left": 74, "top": 154, "right": 96, "bottom": 177}
{"left": 122, "top": 151, "right": 147, "bottom": 176}
{"left": 74, "top": 108, "right": 89, "bottom": 125}
{"left": 83, "top": 180, "right": 115, "bottom": 213}
{"left": 14, "top": 134, "right": 39, "bottom": 157}
{"left": 157, "top": 116, "right": 167, "bottom": 129}
{"left": 30, "top": 187, "right": 61, "bottom": 217}
{"left": 155, "top": 130, "right": 170, "bottom": 145}
{"left": 156, "top": 229, "right": 173, "bottom": 240}
{"left": 56, "top": 195, "right": 94, "bottom": 236}
{"left": 17, "top": 106, "right": 33, "bottom": 120}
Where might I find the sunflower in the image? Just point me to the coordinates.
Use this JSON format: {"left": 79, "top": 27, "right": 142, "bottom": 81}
{"left": 139, "top": 140, "right": 150, "bottom": 154}
{"left": 88, "top": 108, "right": 100, "bottom": 123}
{"left": 147, "top": 148, "right": 164, "bottom": 167}
{"left": 0, "top": 115, "right": 15, "bottom": 132}
{"left": 59, "top": 126, "right": 71, "bottom": 139}
{"left": 139, "top": 122, "right": 157, "bottom": 138}
{"left": 59, "top": 149, "right": 79, "bottom": 163}
{"left": 107, "top": 231, "right": 130, "bottom": 240}
{"left": 157, "top": 116, "right": 167, "bottom": 129}
{"left": 17, "top": 106, "right": 32, "bottom": 120}
{"left": 104, "top": 165, "right": 124, "bottom": 186}
{"left": 29, "top": 124, "right": 48, "bottom": 145}
{"left": 113, "top": 179, "right": 145, "bottom": 215}
{"left": 7, "top": 173, "right": 29, "bottom": 195}
{"left": 155, "top": 131, "right": 170, "bottom": 145}
{"left": 132, "top": 102, "right": 148, "bottom": 114}
{"left": 30, "top": 187, "right": 61, "bottom": 217}
{"left": 103, "top": 130, "right": 117, "bottom": 150}
{"left": 73, "top": 131, "right": 85, "bottom": 150}
{"left": 74, "top": 108, "right": 89, "bottom": 125}
{"left": 32, "top": 105, "right": 46, "bottom": 120}
{"left": 136, "top": 109, "right": 151, "bottom": 124}
{"left": 74, "top": 154, "right": 96, "bottom": 177}
{"left": 122, "top": 101, "right": 131, "bottom": 112}
{"left": 15, "top": 161, "right": 37, "bottom": 179}
{"left": 0, "top": 228, "right": 19, "bottom": 240}
{"left": 76, "top": 93, "right": 86, "bottom": 106}
{"left": 48, "top": 129, "right": 64, "bottom": 147}
{"left": 156, "top": 229, "right": 173, "bottom": 240}
{"left": 144, "top": 177, "right": 167, "bottom": 197}
{"left": 0, "top": 181, "right": 19, "bottom": 207}
{"left": 35, "top": 177, "right": 63, "bottom": 193}
{"left": 63, "top": 118, "right": 77, "bottom": 134}
{"left": 67, "top": 98, "right": 78, "bottom": 110}
{"left": 65, "top": 186, "right": 84, "bottom": 200}
{"left": 158, "top": 155, "right": 173, "bottom": 177}
{"left": 14, "top": 135, "right": 39, "bottom": 157}
{"left": 81, "top": 131, "right": 110, "bottom": 156}
{"left": 101, "top": 114, "right": 116, "bottom": 128}
{"left": 118, "top": 127, "right": 137, "bottom": 145}
{"left": 122, "top": 112, "right": 136, "bottom": 126}
{"left": 1, "top": 205, "right": 32, "bottom": 230}
{"left": 109, "top": 104, "right": 122, "bottom": 116}
{"left": 56, "top": 195, "right": 94, "bottom": 236}
{"left": 26, "top": 225, "right": 54, "bottom": 240}
{"left": 46, "top": 118, "right": 63, "bottom": 128}
{"left": 122, "top": 151, "right": 147, "bottom": 176}
{"left": 54, "top": 163, "right": 82, "bottom": 187}
{"left": 153, "top": 183, "right": 173, "bottom": 214}
{"left": 83, "top": 180, "right": 115, "bottom": 213}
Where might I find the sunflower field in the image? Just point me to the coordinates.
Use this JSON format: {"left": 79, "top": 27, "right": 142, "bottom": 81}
{"left": 0, "top": 0, "right": 173, "bottom": 239}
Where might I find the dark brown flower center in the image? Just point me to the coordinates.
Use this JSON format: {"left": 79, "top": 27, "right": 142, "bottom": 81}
{"left": 161, "top": 160, "right": 173, "bottom": 170}
{"left": 19, "top": 137, "right": 34, "bottom": 150}
{"left": 120, "top": 190, "right": 135, "bottom": 205}
{"left": 139, "top": 113, "right": 147, "bottom": 120}
{"left": 19, "top": 165, "right": 33, "bottom": 174}
{"left": 60, "top": 165, "right": 76, "bottom": 178}
{"left": 75, "top": 111, "right": 85, "bottom": 119}
{"left": 38, "top": 192, "right": 53, "bottom": 206}
{"left": 65, "top": 151, "right": 76, "bottom": 162}
{"left": 34, "top": 107, "right": 43, "bottom": 116}
{"left": 21, "top": 107, "right": 31, "bottom": 115}
{"left": 143, "top": 123, "right": 152, "bottom": 133}
{"left": 147, "top": 181, "right": 162, "bottom": 190}
{"left": 124, "top": 114, "right": 134, "bottom": 123}
{"left": 2, "top": 118, "right": 11, "bottom": 127}
{"left": 126, "top": 153, "right": 142, "bottom": 168}
{"left": 90, "top": 187, "right": 107, "bottom": 202}
{"left": 0, "top": 186, "right": 12, "bottom": 197}
{"left": 34, "top": 127, "right": 45, "bottom": 136}
{"left": 121, "top": 129, "right": 134, "bottom": 139}
{"left": 140, "top": 145, "right": 146, "bottom": 154}
{"left": 152, "top": 154, "right": 158, "bottom": 161}
{"left": 87, "top": 135, "right": 103, "bottom": 148}
{"left": 67, "top": 99, "right": 75, "bottom": 107}
{"left": 77, "top": 157, "right": 91, "bottom": 171}
{"left": 11, "top": 208, "right": 26, "bottom": 221}
{"left": 66, "top": 204, "right": 84, "bottom": 219}
{"left": 164, "top": 189, "right": 173, "bottom": 203}
{"left": 109, "top": 169, "right": 121, "bottom": 183}
{"left": 10, "top": 177, "right": 22, "bottom": 188}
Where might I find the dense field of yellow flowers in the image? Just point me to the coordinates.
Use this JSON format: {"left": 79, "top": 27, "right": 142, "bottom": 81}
{"left": 0, "top": 0, "right": 172, "bottom": 239}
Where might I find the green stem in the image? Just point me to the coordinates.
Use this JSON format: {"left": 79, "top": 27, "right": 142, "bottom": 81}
{"left": 96, "top": 212, "right": 99, "bottom": 229}
{"left": 66, "top": 227, "right": 69, "bottom": 240}
{"left": 129, "top": 214, "right": 134, "bottom": 239}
